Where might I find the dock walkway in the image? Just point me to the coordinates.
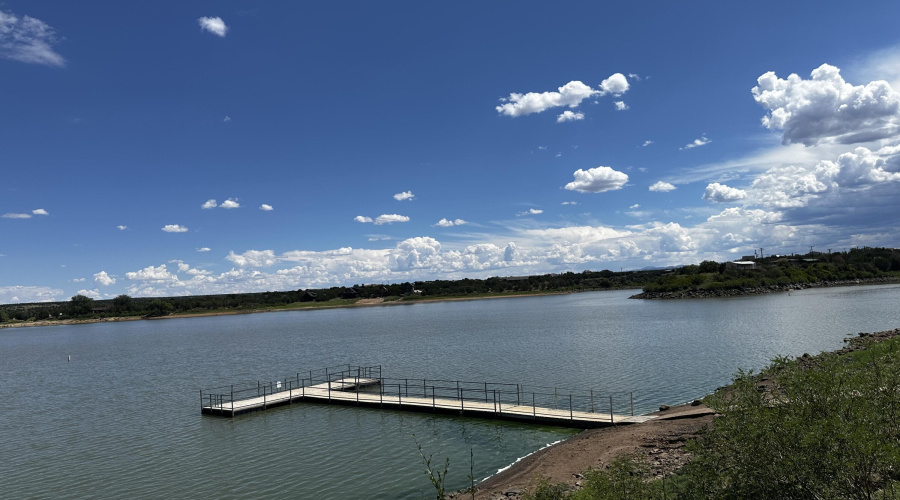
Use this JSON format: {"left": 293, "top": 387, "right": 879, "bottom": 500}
{"left": 200, "top": 365, "right": 653, "bottom": 428}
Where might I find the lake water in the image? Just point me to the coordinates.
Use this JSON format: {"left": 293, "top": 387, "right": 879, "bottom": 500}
{"left": 2, "top": 284, "right": 900, "bottom": 499}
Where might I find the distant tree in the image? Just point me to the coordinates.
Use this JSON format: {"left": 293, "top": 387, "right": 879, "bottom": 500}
{"left": 146, "top": 299, "right": 174, "bottom": 317}
{"left": 112, "top": 294, "right": 134, "bottom": 314}
{"left": 0, "top": 309, "right": 8, "bottom": 323}
{"left": 698, "top": 260, "right": 719, "bottom": 273}
{"left": 70, "top": 294, "right": 95, "bottom": 316}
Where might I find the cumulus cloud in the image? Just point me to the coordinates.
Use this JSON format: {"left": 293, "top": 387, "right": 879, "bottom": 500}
{"left": 197, "top": 247, "right": 211, "bottom": 252}
{"left": 201, "top": 199, "right": 217, "bottom": 209}
{"left": 561, "top": 201, "right": 578, "bottom": 205}
{"left": 599, "top": 73, "right": 629, "bottom": 95}
{"left": 434, "top": 218, "right": 468, "bottom": 227}
{"left": 613, "top": 101, "right": 629, "bottom": 111}
{"left": 0, "top": 286, "right": 63, "bottom": 304}
{"left": 642, "top": 140, "right": 653, "bottom": 147}
{"left": 93, "top": 271, "right": 116, "bottom": 286}
{"left": 355, "top": 216, "right": 373, "bottom": 223}
{"left": 557, "top": 110, "right": 585, "bottom": 123}
{"left": 681, "top": 136, "right": 711, "bottom": 150}
{"left": 162, "top": 224, "right": 188, "bottom": 233}
{"left": 220, "top": 198, "right": 240, "bottom": 209}
{"left": 117, "top": 225, "right": 127, "bottom": 230}
{"left": 393, "top": 191, "right": 415, "bottom": 201}
{"left": 126, "top": 265, "right": 178, "bottom": 282}
{"left": 32, "top": 208, "right": 48, "bottom": 215}
{"left": 374, "top": 214, "right": 410, "bottom": 225}
{"left": 260, "top": 204, "right": 273, "bottom": 211}
{"left": 2, "top": 213, "right": 31, "bottom": 219}
{"left": 198, "top": 16, "right": 228, "bottom": 37}
{"left": 649, "top": 181, "right": 676, "bottom": 192}
{"left": 227, "top": 249, "right": 278, "bottom": 268}
{"left": 703, "top": 182, "right": 747, "bottom": 203}
{"left": 497, "top": 74, "right": 630, "bottom": 118}
{"left": 565, "top": 166, "right": 629, "bottom": 193}
{"left": 496, "top": 80, "right": 596, "bottom": 117}
{"left": 0, "top": 10, "right": 65, "bottom": 67}
{"left": 76, "top": 289, "right": 101, "bottom": 300}
{"left": 517, "top": 208, "right": 543, "bottom": 216}
{"left": 752, "top": 63, "right": 900, "bottom": 146}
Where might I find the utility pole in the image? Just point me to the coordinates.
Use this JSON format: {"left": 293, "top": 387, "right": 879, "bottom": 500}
{"left": 809, "top": 246, "right": 814, "bottom": 255}
{"left": 759, "top": 248, "right": 764, "bottom": 260}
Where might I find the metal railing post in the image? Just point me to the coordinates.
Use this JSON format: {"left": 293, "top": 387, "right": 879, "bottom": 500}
{"left": 231, "top": 385, "right": 234, "bottom": 416}
{"left": 532, "top": 392, "right": 536, "bottom": 419}
{"left": 398, "top": 384, "right": 402, "bottom": 408}
{"left": 432, "top": 386, "right": 435, "bottom": 410}
{"left": 609, "top": 395, "right": 614, "bottom": 424}
{"left": 517, "top": 384, "right": 521, "bottom": 406}
{"left": 569, "top": 394, "right": 573, "bottom": 420}
{"left": 484, "top": 382, "right": 488, "bottom": 402}
{"left": 630, "top": 393, "right": 634, "bottom": 416}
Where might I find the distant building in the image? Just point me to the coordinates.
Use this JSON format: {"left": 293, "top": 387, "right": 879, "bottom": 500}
{"left": 299, "top": 290, "right": 317, "bottom": 302}
{"left": 341, "top": 288, "right": 360, "bottom": 299}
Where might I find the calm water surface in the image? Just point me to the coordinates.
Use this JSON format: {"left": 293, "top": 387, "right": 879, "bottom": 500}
{"left": 2, "top": 284, "right": 900, "bottom": 499}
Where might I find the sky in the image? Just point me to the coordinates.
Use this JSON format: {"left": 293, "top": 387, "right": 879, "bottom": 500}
{"left": 3, "top": 1, "right": 900, "bottom": 304}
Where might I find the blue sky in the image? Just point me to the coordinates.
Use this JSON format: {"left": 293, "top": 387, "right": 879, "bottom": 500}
{"left": 3, "top": 1, "right": 900, "bottom": 303}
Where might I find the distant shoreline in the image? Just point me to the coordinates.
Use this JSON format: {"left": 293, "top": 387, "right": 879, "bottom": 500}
{"left": 0, "top": 289, "right": 593, "bottom": 330}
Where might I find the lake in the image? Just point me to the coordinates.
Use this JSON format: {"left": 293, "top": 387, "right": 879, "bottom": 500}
{"left": 2, "top": 284, "right": 900, "bottom": 499}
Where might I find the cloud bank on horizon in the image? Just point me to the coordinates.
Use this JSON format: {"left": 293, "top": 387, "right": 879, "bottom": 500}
{"left": 2, "top": 3, "right": 900, "bottom": 304}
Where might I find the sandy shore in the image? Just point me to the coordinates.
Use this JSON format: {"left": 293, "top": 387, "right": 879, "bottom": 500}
{"left": 459, "top": 404, "right": 714, "bottom": 500}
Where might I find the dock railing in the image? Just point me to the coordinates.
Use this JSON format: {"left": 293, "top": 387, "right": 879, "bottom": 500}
{"left": 201, "top": 364, "right": 635, "bottom": 423}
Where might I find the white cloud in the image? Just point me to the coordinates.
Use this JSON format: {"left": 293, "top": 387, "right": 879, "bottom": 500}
{"left": 561, "top": 201, "right": 578, "bottom": 205}
{"left": 93, "top": 271, "right": 116, "bottom": 286}
{"left": 393, "top": 191, "right": 415, "bottom": 201}
{"left": 565, "top": 166, "right": 629, "bottom": 193}
{"left": 162, "top": 224, "right": 189, "bottom": 233}
{"left": 76, "top": 289, "right": 101, "bottom": 300}
{"left": 433, "top": 218, "right": 468, "bottom": 227}
{"left": 0, "top": 10, "right": 65, "bottom": 67}
{"left": 0, "top": 286, "right": 63, "bottom": 304}
{"left": 260, "top": 204, "right": 273, "bottom": 211}
{"left": 2, "top": 213, "right": 31, "bottom": 219}
{"left": 538, "top": 145, "right": 547, "bottom": 150}
{"left": 599, "top": 73, "right": 629, "bottom": 95}
{"left": 198, "top": 16, "right": 228, "bottom": 37}
{"left": 496, "top": 80, "right": 596, "bottom": 117}
{"left": 649, "top": 181, "right": 676, "bottom": 192}
{"left": 126, "top": 265, "right": 178, "bottom": 282}
{"left": 227, "top": 249, "right": 278, "bottom": 268}
{"left": 117, "top": 225, "right": 127, "bottom": 230}
{"left": 752, "top": 63, "right": 900, "bottom": 146}
{"left": 557, "top": 110, "right": 585, "bottom": 123}
{"left": 642, "top": 140, "right": 653, "bottom": 147}
{"left": 354, "top": 216, "right": 373, "bottom": 223}
{"left": 220, "top": 198, "right": 240, "bottom": 209}
{"left": 197, "top": 247, "right": 211, "bottom": 252}
{"left": 627, "top": 73, "right": 642, "bottom": 81}
{"left": 224, "top": 116, "right": 232, "bottom": 122}
{"left": 613, "top": 101, "right": 629, "bottom": 111}
{"left": 72, "top": 278, "right": 85, "bottom": 283}
{"left": 630, "top": 204, "right": 640, "bottom": 209}
{"left": 32, "top": 208, "right": 48, "bottom": 215}
{"left": 703, "top": 182, "right": 747, "bottom": 203}
{"left": 374, "top": 214, "right": 410, "bottom": 225}
{"left": 201, "top": 199, "right": 218, "bottom": 209}
{"left": 517, "top": 208, "right": 544, "bottom": 216}
{"left": 681, "top": 136, "right": 711, "bottom": 150}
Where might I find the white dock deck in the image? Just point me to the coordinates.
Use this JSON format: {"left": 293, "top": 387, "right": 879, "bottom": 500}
{"left": 201, "top": 377, "right": 654, "bottom": 428}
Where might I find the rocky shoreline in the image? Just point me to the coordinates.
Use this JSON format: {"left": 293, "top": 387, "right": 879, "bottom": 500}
{"left": 629, "top": 276, "right": 899, "bottom": 300}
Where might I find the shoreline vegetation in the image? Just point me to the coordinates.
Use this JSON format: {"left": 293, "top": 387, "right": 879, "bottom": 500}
{"left": 2, "top": 247, "right": 898, "bottom": 330}
{"left": 464, "top": 327, "right": 900, "bottom": 500}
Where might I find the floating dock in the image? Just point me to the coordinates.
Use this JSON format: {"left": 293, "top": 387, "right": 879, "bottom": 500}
{"left": 200, "top": 365, "right": 653, "bottom": 428}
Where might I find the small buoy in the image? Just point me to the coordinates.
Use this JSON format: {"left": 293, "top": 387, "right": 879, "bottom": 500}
{"left": 67, "top": 355, "right": 71, "bottom": 363}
